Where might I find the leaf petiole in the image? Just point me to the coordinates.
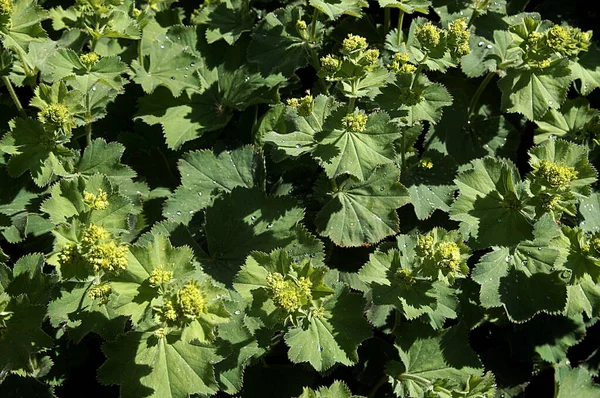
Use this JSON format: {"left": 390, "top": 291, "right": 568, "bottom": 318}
{"left": 2, "top": 76, "right": 26, "bottom": 118}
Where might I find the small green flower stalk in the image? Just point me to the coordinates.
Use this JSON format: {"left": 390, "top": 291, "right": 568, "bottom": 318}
{"left": 527, "top": 139, "right": 597, "bottom": 219}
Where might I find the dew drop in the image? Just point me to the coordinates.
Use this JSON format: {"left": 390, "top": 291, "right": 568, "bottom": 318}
{"left": 251, "top": 215, "right": 257, "bottom": 221}
{"left": 486, "top": 44, "right": 493, "bottom": 49}
{"left": 505, "top": 255, "right": 512, "bottom": 262}
{"left": 478, "top": 41, "right": 484, "bottom": 47}
{"left": 318, "top": 345, "right": 323, "bottom": 352}
{"left": 295, "top": 144, "right": 301, "bottom": 148}
{"left": 190, "top": 63, "right": 195, "bottom": 67}
{"left": 234, "top": 310, "right": 241, "bottom": 315}
{"left": 521, "top": 260, "right": 528, "bottom": 266}
{"left": 185, "top": 67, "right": 189, "bottom": 71}
{"left": 189, "top": 210, "right": 194, "bottom": 214}
{"left": 497, "top": 218, "right": 502, "bottom": 223}
{"left": 170, "top": 76, "right": 175, "bottom": 80}
{"left": 538, "top": 247, "right": 542, "bottom": 251}
{"left": 267, "top": 223, "right": 273, "bottom": 229}
{"left": 176, "top": 211, "right": 182, "bottom": 215}
{"left": 160, "top": 44, "right": 165, "bottom": 49}
{"left": 92, "top": 86, "right": 97, "bottom": 91}
{"left": 184, "top": 74, "right": 188, "bottom": 78}
{"left": 245, "top": 76, "right": 250, "bottom": 82}
{"left": 198, "top": 192, "right": 202, "bottom": 196}
{"left": 379, "top": 186, "right": 385, "bottom": 191}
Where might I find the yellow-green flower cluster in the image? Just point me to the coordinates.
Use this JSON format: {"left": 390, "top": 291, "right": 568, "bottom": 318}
{"left": 0, "top": 0, "right": 12, "bottom": 15}
{"left": 296, "top": 20, "right": 307, "bottom": 32}
{"left": 159, "top": 300, "right": 179, "bottom": 322}
{"left": 287, "top": 93, "right": 314, "bottom": 117}
{"left": 178, "top": 281, "right": 208, "bottom": 320}
{"left": 266, "top": 272, "right": 313, "bottom": 313}
{"left": 535, "top": 160, "right": 579, "bottom": 188}
{"left": 79, "top": 52, "right": 100, "bottom": 67}
{"left": 419, "top": 157, "right": 434, "bottom": 169}
{"left": 320, "top": 54, "right": 341, "bottom": 76}
{"left": 416, "top": 22, "right": 444, "bottom": 49}
{"left": 84, "top": 188, "right": 109, "bottom": 210}
{"left": 79, "top": 224, "right": 128, "bottom": 273}
{"left": 546, "top": 25, "right": 592, "bottom": 57}
{"left": 395, "top": 268, "right": 416, "bottom": 287}
{"left": 416, "top": 234, "right": 435, "bottom": 257}
{"left": 88, "top": 283, "right": 112, "bottom": 305}
{"left": 433, "top": 241, "right": 462, "bottom": 272}
{"left": 447, "top": 18, "right": 471, "bottom": 56}
{"left": 342, "top": 34, "right": 368, "bottom": 53}
{"left": 388, "top": 52, "right": 417, "bottom": 74}
{"left": 38, "top": 104, "right": 74, "bottom": 132}
{"left": 398, "top": 87, "right": 424, "bottom": 106}
{"left": 342, "top": 113, "right": 368, "bottom": 132}
{"left": 149, "top": 265, "right": 174, "bottom": 286}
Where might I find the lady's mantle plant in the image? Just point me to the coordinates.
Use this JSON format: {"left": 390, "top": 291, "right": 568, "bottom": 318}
{"left": 1, "top": 0, "right": 600, "bottom": 397}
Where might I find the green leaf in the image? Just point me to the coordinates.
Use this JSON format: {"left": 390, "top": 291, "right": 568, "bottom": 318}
{"left": 202, "top": 187, "right": 306, "bottom": 284}
{"left": 570, "top": 41, "right": 600, "bottom": 96}
{"left": 555, "top": 365, "right": 600, "bottom": 398}
{"left": 248, "top": 7, "right": 311, "bottom": 77}
{"left": 378, "top": 0, "right": 430, "bottom": 14}
{"left": 0, "top": 118, "right": 71, "bottom": 186}
{"left": 285, "top": 284, "right": 372, "bottom": 371}
{"left": 472, "top": 216, "right": 568, "bottom": 322}
{"left": 315, "top": 164, "right": 410, "bottom": 247}
{"left": 135, "top": 86, "right": 231, "bottom": 150}
{"left": 47, "top": 281, "right": 127, "bottom": 341}
{"left": 163, "top": 145, "right": 265, "bottom": 224}
{"left": 376, "top": 76, "right": 453, "bottom": 124}
{"left": 5, "top": 253, "right": 57, "bottom": 306}
{"left": 498, "top": 61, "right": 572, "bottom": 120}
{"left": 40, "top": 174, "right": 134, "bottom": 229}
{"left": 194, "top": 0, "right": 255, "bottom": 45}
{"left": 316, "top": 110, "right": 401, "bottom": 181}
{"left": 298, "top": 380, "right": 363, "bottom": 398}
{"left": 534, "top": 98, "right": 599, "bottom": 144}
{"left": 387, "top": 323, "right": 482, "bottom": 397}
{"left": 580, "top": 193, "right": 600, "bottom": 233}
{"left": 0, "top": 0, "right": 49, "bottom": 54}
{"left": 98, "top": 331, "right": 222, "bottom": 398}
{"left": 47, "top": 49, "right": 129, "bottom": 92}
{"left": 309, "top": 0, "right": 369, "bottom": 20}
{"left": 450, "top": 157, "right": 534, "bottom": 248}
{"left": 74, "top": 138, "right": 137, "bottom": 183}
{"left": 131, "top": 36, "right": 202, "bottom": 97}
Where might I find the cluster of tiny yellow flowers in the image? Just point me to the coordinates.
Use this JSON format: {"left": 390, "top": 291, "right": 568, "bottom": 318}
{"left": 419, "top": 158, "right": 434, "bottom": 169}
{"left": 296, "top": 20, "right": 307, "bottom": 32}
{"left": 388, "top": 52, "right": 417, "bottom": 74}
{"left": 79, "top": 224, "right": 128, "bottom": 273}
{"left": 591, "top": 234, "right": 600, "bottom": 255}
{"left": 287, "top": 93, "right": 314, "bottom": 117}
{"left": 88, "top": 283, "right": 112, "bottom": 305}
{"left": 312, "top": 306, "right": 326, "bottom": 318}
{"left": 132, "top": 7, "right": 142, "bottom": 18}
{"left": 342, "top": 34, "right": 368, "bottom": 53}
{"left": 546, "top": 25, "right": 592, "bottom": 56}
{"left": 320, "top": 54, "right": 341, "bottom": 75}
{"left": 154, "top": 327, "right": 167, "bottom": 338}
{"left": 447, "top": 18, "right": 471, "bottom": 56}
{"left": 83, "top": 188, "right": 109, "bottom": 210}
{"left": 149, "top": 265, "right": 174, "bottom": 286}
{"left": 416, "top": 234, "right": 435, "bottom": 257}
{"left": 38, "top": 104, "right": 73, "bottom": 131}
{"left": 342, "top": 113, "right": 368, "bottom": 132}
{"left": 434, "top": 241, "right": 462, "bottom": 272}
{"left": 416, "top": 22, "right": 443, "bottom": 49}
{"left": 79, "top": 52, "right": 100, "bottom": 67}
{"left": 266, "top": 272, "right": 313, "bottom": 313}
{"left": 0, "top": 0, "right": 12, "bottom": 15}
{"left": 395, "top": 268, "right": 416, "bottom": 287}
{"left": 178, "top": 281, "right": 208, "bottom": 320}
{"left": 535, "top": 160, "right": 579, "bottom": 188}
{"left": 58, "top": 242, "right": 78, "bottom": 265}
{"left": 541, "top": 194, "right": 562, "bottom": 212}
{"left": 160, "top": 300, "right": 179, "bottom": 322}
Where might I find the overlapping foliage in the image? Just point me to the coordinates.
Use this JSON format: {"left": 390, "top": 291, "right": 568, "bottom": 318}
{"left": 1, "top": 0, "right": 600, "bottom": 397}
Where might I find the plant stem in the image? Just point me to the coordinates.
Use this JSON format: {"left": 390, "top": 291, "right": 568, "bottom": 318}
{"left": 85, "top": 123, "right": 92, "bottom": 146}
{"left": 397, "top": 10, "right": 405, "bottom": 45}
{"left": 347, "top": 97, "right": 356, "bottom": 112}
{"left": 384, "top": 8, "right": 390, "bottom": 33}
{"left": 310, "top": 49, "right": 329, "bottom": 95}
{"left": 2, "top": 76, "right": 27, "bottom": 118}
{"left": 309, "top": 7, "right": 320, "bottom": 43}
{"left": 330, "top": 178, "right": 339, "bottom": 192}
{"left": 368, "top": 376, "right": 388, "bottom": 398}
{"left": 467, "top": 71, "right": 495, "bottom": 118}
